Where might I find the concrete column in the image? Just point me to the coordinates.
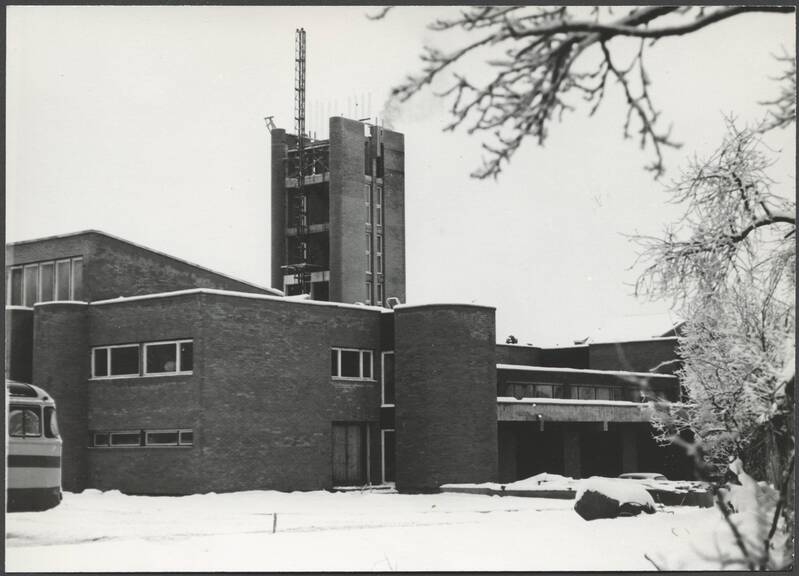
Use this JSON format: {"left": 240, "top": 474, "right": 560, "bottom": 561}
{"left": 563, "top": 426, "right": 581, "bottom": 478}
{"left": 621, "top": 425, "right": 638, "bottom": 473}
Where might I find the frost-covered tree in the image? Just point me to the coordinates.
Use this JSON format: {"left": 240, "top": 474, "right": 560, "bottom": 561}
{"left": 635, "top": 121, "right": 795, "bottom": 481}
{"left": 372, "top": 5, "right": 794, "bottom": 178}
{"left": 636, "top": 119, "right": 795, "bottom": 568}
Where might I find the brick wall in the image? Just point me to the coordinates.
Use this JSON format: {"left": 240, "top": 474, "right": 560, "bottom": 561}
{"left": 6, "top": 308, "right": 33, "bottom": 382}
{"left": 589, "top": 338, "right": 680, "bottom": 374}
{"left": 199, "top": 293, "right": 382, "bottom": 492}
{"left": 394, "top": 304, "right": 498, "bottom": 492}
{"left": 539, "top": 345, "right": 590, "bottom": 368}
{"left": 32, "top": 303, "right": 90, "bottom": 491}
{"left": 86, "top": 295, "right": 204, "bottom": 493}
{"left": 495, "top": 343, "right": 542, "bottom": 366}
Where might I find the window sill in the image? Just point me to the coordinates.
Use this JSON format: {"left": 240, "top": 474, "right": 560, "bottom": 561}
{"left": 90, "top": 372, "right": 194, "bottom": 382}
{"left": 332, "top": 377, "right": 376, "bottom": 383}
{"left": 89, "top": 445, "right": 193, "bottom": 450}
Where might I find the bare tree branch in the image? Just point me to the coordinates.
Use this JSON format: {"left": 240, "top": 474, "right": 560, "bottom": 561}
{"left": 375, "top": 5, "right": 795, "bottom": 178}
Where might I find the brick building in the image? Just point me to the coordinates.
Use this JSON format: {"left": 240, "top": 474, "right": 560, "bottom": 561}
{"left": 5, "top": 118, "right": 689, "bottom": 495}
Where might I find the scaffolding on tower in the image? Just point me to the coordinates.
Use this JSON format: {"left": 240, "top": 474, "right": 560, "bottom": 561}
{"left": 281, "top": 27, "right": 320, "bottom": 296}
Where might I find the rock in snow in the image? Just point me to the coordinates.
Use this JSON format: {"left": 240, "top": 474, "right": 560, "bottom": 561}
{"left": 574, "top": 477, "right": 656, "bottom": 520}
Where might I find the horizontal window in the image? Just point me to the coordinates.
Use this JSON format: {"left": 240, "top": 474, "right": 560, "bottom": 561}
{"left": 110, "top": 431, "right": 141, "bottom": 446}
{"left": 92, "top": 345, "right": 140, "bottom": 378}
{"left": 331, "top": 348, "right": 373, "bottom": 380}
{"left": 91, "top": 428, "right": 193, "bottom": 448}
{"left": 90, "top": 339, "right": 193, "bottom": 379}
{"left": 9, "top": 405, "right": 42, "bottom": 437}
{"left": 144, "top": 340, "right": 193, "bottom": 375}
{"left": 6, "top": 256, "right": 83, "bottom": 306}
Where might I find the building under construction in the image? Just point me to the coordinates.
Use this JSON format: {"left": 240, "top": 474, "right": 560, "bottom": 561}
{"left": 270, "top": 118, "right": 405, "bottom": 305}
{"left": 269, "top": 29, "right": 405, "bottom": 305}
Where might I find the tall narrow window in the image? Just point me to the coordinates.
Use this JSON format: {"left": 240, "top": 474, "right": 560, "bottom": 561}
{"left": 382, "top": 351, "right": 395, "bottom": 406}
{"left": 365, "top": 232, "right": 372, "bottom": 273}
{"left": 376, "top": 186, "right": 383, "bottom": 226}
{"left": 23, "top": 264, "right": 38, "bottom": 306}
{"left": 377, "top": 282, "right": 384, "bottom": 306}
{"left": 376, "top": 234, "right": 383, "bottom": 274}
{"left": 55, "top": 260, "right": 71, "bottom": 300}
{"left": 39, "top": 262, "right": 55, "bottom": 302}
{"left": 71, "top": 258, "right": 83, "bottom": 300}
{"left": 364, "top": 184, "right": 371, "bottom": 224}
{"left": 365, "top": 280, "right": 372, "bottom": 305}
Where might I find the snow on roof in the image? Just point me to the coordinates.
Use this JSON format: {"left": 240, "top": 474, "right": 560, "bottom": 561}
{"left": 7, "top": 229, "right": 283, "bottom": 297}
{"left": 497, "top": 396, "right": 652, "bottom": 408}
{"left": 91, "top": 288, "right": 389, "bottom": 313}
{"left": 496, "top": 363, "right": 677, "bottom": 379}
{"left": 393, "top": 302, "right": 496, "bottom": 311}
{"left": 581, "top": 312, "right": 683, "bottom": 344}
{"left": 33, "top": 300, "right": 89, "bottom": 307}
{"left": 5, "top": 305, "right": 33, "bottom": 311}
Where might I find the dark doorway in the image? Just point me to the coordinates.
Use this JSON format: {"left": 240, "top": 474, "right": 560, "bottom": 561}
{"left": 332, "top": 422, "right": 367, "bottom": 486}
{"left": 580, "top": 424, "right": 622, "bottom": 477}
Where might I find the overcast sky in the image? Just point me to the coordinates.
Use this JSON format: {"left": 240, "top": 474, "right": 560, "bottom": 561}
{"left": 6, "top": 6, "right": 796, "bottom": 346}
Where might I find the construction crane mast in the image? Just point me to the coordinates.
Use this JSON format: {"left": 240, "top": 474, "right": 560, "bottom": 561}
{"left": 292, "top": 27, "right": 311, "bottom": 295}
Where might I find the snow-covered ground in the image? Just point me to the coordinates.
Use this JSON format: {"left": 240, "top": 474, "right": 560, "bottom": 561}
{"left": 6, "top": 488, "right": 751, "bottom": 571}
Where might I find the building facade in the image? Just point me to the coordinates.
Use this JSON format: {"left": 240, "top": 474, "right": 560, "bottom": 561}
{"left": 5, "top": 117, "right": 691, "bottom": 496}
{"left": 5, "top": 229, "right": 689, "bottom": 495}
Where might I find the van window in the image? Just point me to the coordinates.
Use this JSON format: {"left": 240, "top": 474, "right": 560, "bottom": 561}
{"left": 9, "top": 405, "right": 42, "bottom": 437}
{"left": 44, "top": 407, "right": 60, "bottom": 438}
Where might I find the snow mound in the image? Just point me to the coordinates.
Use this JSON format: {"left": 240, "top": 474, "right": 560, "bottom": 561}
{"left": 505, "top": 473, "right": 576, "bottom": 491}
{"left": 574, "top": 477, "right": 655, "bottom": 520}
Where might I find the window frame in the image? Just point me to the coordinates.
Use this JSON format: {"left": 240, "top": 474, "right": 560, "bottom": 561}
{"left": 54, "top": 258, "right": 72, "bottom": 301}
{"left": 365, "top": 231, "right": 372, "bottom": 274}
{"left": 70, "top": 257, "right": 83, "bottom": 300}
{"left": 91, "top": 344, "right": 142, "bottom": 379}
{"left": 376, "top": 185, "right": 383, "bottom": 226}
{"left": 91, "top": 428, "right": 194, "bottom": 448}
{"left": 23, "top": 264, "right": 39, "bottom": 307}
{"left": 143, "top": 339, "right": 194, "bottom": 377}
{"left": 109, "top": 430, "right": 142, "bottom": 447}
{"left": 39, "top": 261, "right": 55, "bottom": 302}
{"left": 381, "top": 428, "right": 395, "bottom": 484}
{"left": 364, "top": 183, "right": 372, "bottom": 224}
{"left": 331, "top": 347, "right": 374, "bottom": 381}
{"left": 381, "top": 351, "right": 395, "bottom": 407}
{"left": 7, "top": 265, "right": 23, "bottom": 306}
